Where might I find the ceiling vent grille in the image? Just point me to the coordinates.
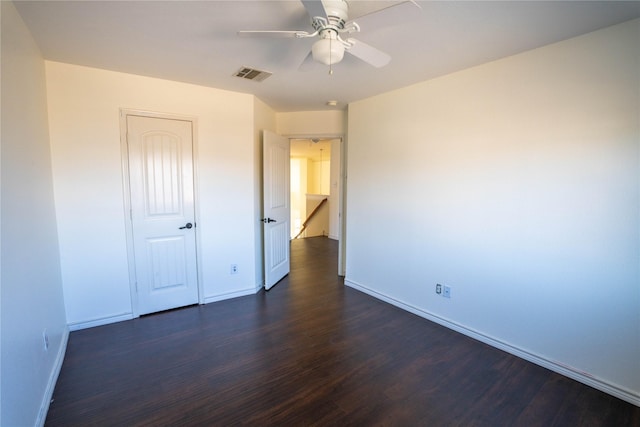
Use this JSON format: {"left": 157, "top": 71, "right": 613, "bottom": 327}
{"left": 234, "top": 67, "right": 272, "bottom": 82}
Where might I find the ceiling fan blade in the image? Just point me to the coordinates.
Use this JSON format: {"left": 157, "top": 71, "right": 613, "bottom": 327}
{"left": 238, "top": 30, "right": 310, "bottom": 38}
{"left": 298, "top": 51, "right": 325, "bottom": 72}
{"left": 301, "top": 0, "right": 328, "bottom": 20}
{"left": 346, "top": 38, "right": 391, "bottom": 68}
{"left": 298, "top": 51, "right": 315, "bottom": 71}
{"left": 347, "top": 1, "right": 421, "bottom": 31}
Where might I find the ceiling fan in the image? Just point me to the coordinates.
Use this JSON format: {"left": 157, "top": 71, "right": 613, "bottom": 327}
{"left": 238, "top": 0, "right": 420, "bottom": 73}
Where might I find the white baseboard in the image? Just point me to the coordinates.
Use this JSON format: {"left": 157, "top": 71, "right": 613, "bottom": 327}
{"left": 204, "top": 286, "right": 258, "bottom": 304}
{"left": 68, "top": 287, "right": 262, "bottom": 330}
{"left": 344, "top": 278, "right": 640, "bottom": 407}
{"left": 36, "top": 326, "right": 69, "bottom": 427}
{"left": 68, "top": 312, "right": 134, "bottom": 331}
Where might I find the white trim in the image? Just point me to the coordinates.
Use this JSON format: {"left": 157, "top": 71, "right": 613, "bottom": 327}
{"left": 119, "top": 110, "right": 138, "bottom": 317}
{"left": 191, "top": 118, "right": 205, "bottom": 305}
{"left": 119, "top": 109, "right": 203, "bottom": 316}
{"left": 36, "top": 327, "right": 69, "bottom": 427}
{"left": 338, "top": 134, "right": 347, "bottom": 276}
{"left": 68, "top": 312, "right": 134, "bottom": 331}
{"left": 204, "top": 287, "right": 259, "bottom": 304}
{"left": 255, "top": 281, "right": 265, "bottom": 292}
{"left": 344, "top": 278, "right": 640, "bottom": 407}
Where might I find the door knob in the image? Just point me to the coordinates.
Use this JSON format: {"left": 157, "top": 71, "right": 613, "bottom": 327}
{"left": 261, "top": 218, "right": 276, "bottom": 223}
{"left": 179, "top": 223, "right": 193, "bottom": 229}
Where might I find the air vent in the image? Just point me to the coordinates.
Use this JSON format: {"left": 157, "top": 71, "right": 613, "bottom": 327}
{"left": 234, "top": 67, "right": 272, "bottom": 82}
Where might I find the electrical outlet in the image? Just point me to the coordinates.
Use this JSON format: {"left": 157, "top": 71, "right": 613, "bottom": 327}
{"left": 43, "top": 330, "right": 50, "bottom": 351}
{"left": 443, "top": 285, "right": 451, "bottom": 298}
{"left": 230, "top": 264, "right": 239, "bottom": 275}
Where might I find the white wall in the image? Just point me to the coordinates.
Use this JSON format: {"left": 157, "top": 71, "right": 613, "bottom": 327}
{"left": 276, "top": 110, "right": 346, "bottom": 137}
{"left": 45, "top": 62, "right": 259, "bottom": 328}
{"left": 308, "top": 159, "right": 330, "bottom": 195}
{"left": 1, "top": 2, "right": 68, "bottom": 425}
{"left": 290, "top": 157, "right": 309, "bottom": 238}
{"left": 346, "top": 19, "right": 639, "bottom": 404}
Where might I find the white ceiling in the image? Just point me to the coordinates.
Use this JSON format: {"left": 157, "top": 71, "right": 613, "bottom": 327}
{"left": 291, "top": 138, "right": 334, "bottom": 161}
{"left": 14, "top": 1, "right": 640, "bottom": 112}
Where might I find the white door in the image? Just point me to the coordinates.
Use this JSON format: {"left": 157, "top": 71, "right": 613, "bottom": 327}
{"left": 126, "top": 114, "right": 199, "bottom": 315}
{"left": 263, "top": 130, "right": 290, "bottom": 290}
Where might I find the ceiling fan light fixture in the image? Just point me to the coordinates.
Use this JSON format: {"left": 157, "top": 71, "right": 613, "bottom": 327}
{"left": 311, "top": 33, "right": 345, "bottom": 66}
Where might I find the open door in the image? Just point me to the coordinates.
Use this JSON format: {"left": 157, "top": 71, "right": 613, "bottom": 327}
{"left": 263, "top": 131, "right": 291, "bottom": 290}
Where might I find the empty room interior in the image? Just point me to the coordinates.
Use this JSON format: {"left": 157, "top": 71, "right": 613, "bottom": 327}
{"left": 1, "top": 0, "right": 639, "bottom": 425}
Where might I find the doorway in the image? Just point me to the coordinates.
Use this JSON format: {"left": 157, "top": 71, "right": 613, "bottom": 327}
{"left": 290, "top": 137, "right": 343, "bottom": 274}
{"left": 121, "top": 110, "right": 201, "bottom": 316}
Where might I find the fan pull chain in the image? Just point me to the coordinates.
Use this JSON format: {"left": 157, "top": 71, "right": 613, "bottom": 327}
{"left": 329, "top": 35, "right": 333, "bottom": 75}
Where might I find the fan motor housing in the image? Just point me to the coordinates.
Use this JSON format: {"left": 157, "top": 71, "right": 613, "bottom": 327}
{"left": 313, "top": 0, "right": 348, "bottom": 30}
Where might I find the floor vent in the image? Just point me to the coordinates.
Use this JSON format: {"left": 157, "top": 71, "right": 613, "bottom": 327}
{"left": 234, "top": 67, "right": 272, "bottom": 82}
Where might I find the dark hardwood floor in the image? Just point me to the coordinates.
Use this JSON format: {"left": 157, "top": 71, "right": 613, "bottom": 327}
{"left": 47, "top": 237, "right": 639, "bottom": 426}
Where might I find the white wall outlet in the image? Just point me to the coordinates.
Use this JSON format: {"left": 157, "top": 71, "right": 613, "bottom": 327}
{"left": 230, "top": 264, "right": 239, "bottom": 275}
{"left": 443, "top": 285, "right": 451, "bottom": 298}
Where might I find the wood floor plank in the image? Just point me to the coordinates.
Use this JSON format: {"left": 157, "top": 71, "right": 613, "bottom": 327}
{"left": 46, "top": 237, "right": 640, "bottom": 426}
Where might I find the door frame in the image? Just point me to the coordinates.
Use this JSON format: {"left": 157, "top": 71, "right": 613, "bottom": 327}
{"left": 119, "top": 108, "right": 204, "bottom": 317}
{"left": 284, "top": 133, "right": 347, "bottom": 276}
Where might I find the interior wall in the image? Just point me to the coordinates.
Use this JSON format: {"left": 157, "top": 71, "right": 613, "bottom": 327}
{"left": 276, "top": 110, "right": 346, "bottom": 137}
{"left": 253, "top": 97, "right": 277, "bottom": 289}
{"left": 308, "top": 159, "right": 330, "bottom": 195}
{"left": 290, "top": 157, "right": 308, "bottom": 238}
{"left": 1, "top": 2, "right": 68, "bottom": 425}
{"left": 346, "top": 19, "right": 639, "bottom": 403}
{"left": 45, "top": 61, "right": 258, "bottom": 328}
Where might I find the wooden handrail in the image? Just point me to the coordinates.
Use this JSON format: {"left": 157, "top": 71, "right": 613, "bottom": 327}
{"left": 294, "top": 197, "right": 328, "bottom": 239}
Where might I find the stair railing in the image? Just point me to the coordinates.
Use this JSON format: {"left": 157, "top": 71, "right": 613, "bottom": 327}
{"left": 294, "top": 197, "right": 328, "bottom": 239}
